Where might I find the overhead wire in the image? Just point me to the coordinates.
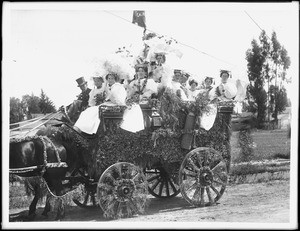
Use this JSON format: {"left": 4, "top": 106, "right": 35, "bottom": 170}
{"left": 103, "top": 10, "right": 236, "bottom": 68}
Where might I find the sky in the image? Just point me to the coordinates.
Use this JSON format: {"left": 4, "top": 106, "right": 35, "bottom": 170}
{"left": 3, "top": 2, "right": 299, "bottom": 108}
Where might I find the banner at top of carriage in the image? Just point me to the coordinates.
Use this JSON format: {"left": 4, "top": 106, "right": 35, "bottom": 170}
{"left": 144, "top": 36, "right": 183, "bottom": 59}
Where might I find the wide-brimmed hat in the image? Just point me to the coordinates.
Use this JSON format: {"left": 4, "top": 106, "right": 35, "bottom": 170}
{"left": 204, "top": 76, "right": 214, "bottom": 81}
{"left": 189, "top": 79, "right": 198, "bottom": 86}
{"left": 76, "top": 77, "right": 87, "bottom": 87}
{"left": 220, "top": 69, "right": 231, "bottom": 77}
{"left": 174, "top": 69, "right": 182, "bottom": 74}
{"left": 135, "top": 63, "right": 148, "bottom": 73}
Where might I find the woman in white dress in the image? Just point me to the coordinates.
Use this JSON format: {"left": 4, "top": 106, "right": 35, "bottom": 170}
{"left": 127, "top": 64, "right": 158, "bottom": 103}
{"left": 88, "top": 76, "right": 106, "bottom": 107}
{"left": 74, "top": 73, "right": 127, "bottom": 135}
{"left": 187, "top": 79, "right": 201, "bottom": 101}
{"left": 215, "top": 70, "right": 237, "bottom": 100}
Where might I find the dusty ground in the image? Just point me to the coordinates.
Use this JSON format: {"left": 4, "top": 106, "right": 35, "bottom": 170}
{"left": 8, "top": 180, "right": 290, "bottom": 225}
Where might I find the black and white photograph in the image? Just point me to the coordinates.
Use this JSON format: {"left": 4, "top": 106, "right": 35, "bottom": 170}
{"left": 2, "top": 2, "right": 298, "bottom": 230}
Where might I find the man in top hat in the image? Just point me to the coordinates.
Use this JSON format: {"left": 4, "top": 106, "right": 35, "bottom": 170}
{"left": 76, "top": 77, "right": 92, "bottom": 110}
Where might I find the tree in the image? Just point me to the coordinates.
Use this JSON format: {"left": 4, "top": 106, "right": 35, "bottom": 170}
{"left": 21, "top": 93, "right": 41, "bottom": 117}
{"left": 10, "top": 97, "right": 24, "bottom": 124}
{"left": 270, "top": 32, "right": 291, "bottom": 123}
{"left": 245, "top": 39, "right": 267, "bottom": 128}
{"left": 269, "top": 85, "right": 289, "bottom": 119}
{"left": 38, "top": 89, "right": 56, "bottom": 114}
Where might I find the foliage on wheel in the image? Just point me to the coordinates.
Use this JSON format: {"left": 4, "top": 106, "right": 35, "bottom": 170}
{"left": 97, "top": 162, "right": 148, "bottom": 219}
{"left": 179, "top": 147, "right": 228, "bottom": 207}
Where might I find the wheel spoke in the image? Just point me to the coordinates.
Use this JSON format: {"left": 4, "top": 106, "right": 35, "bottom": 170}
{"left": 203, "top": 150, "right": 209, "bottom": 166}
{"left": 195, "top": 152, "right": 203, "bottom": 168}
{"left": 165, "top": 179, "right": 170, "bottom": 197}
{"left": 187, "top": 157, "right": 200, "bottom": 173}
{"left": 185, "top": 181, "right": 197, "bottom": 192}
{"left": 213, "top": 179, "right": 226, "bottom": 186}
{"left": 206, "top": 187, "right": 214, "bottom": 204}
{"left": 147, "top": 174, "right": 160, "bottom": 183}
{"left": 183, "top": 167, "right": 197, "bottom": 177}
{"left": 150, "top": 177, "right": 160, "bottom": 191}
{"left": 158, "top": 179, "right": 164, "bottom": 196}
{"left": 210, "top": 185, "right": 221, "bottom": 198}
{"left": 192, "top": 186, "right": 201, "bottom": 202}
{"left": 200, "top": 187, "right": 205, "bottom": 206}
{"left": 128, "top": 199, "right": 139, "bottom": 214}
{"left": 168, "top": 178, "right": 178, "bottom": 193}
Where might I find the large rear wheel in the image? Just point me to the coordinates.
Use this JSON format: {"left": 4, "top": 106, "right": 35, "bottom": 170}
{"left": 179, "top": 147, "right": 228, "bottom": 207}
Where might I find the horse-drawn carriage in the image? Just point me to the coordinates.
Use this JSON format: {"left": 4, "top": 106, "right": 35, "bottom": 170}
{"left": 9, "top": 91, "right": 235, "bottom": 220}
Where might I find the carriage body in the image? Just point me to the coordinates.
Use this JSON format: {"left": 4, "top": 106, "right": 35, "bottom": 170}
{"left": 84, "top": 99, "right": 235, "bottom": 218}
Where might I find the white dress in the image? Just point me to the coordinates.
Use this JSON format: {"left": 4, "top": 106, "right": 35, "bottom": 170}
{"left": 88, "top": 87, "right": 105, "bottom": 107}
{"left": 74, "top": 83, "right": 127, "bottom": 134}
{"left": 128, "top": 78, "right": 158, "bottom": 100}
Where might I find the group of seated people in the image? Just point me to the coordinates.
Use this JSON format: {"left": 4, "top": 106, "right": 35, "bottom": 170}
{"left": 63, "top": 62, "right": 237, "bottom": 136}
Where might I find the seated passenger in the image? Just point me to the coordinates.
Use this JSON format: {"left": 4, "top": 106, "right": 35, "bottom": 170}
{"left": 215, "top": 70, "right": 237, "bottom": 101}
{"left": 88, "top": 75, "right": 106, "bottom": 107}
{"left": 171, "top": 69, "right": 189, "bottom": 101}
{"left": 62, "top": 77, "right": 92, "bottom": 123}
{"left": 73, "top": 73, "right": 127, "bottom": 135}
{"left": 187, "top": 79, "right": 201, "bottom": 101}
{"left": 127, "top": 64, "right": 158, "bottom": 103}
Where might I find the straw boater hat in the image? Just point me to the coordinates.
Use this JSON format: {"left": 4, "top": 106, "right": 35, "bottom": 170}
{"left": 76, "top": 77, "right": 87, "bottom": 87}
{"left": 204, "top": 76, "right": 215, "bottom": 83}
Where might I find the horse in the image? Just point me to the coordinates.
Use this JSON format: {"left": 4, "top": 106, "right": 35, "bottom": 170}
{"left": 9, "top": 123, "right": 91, "bottom": 220}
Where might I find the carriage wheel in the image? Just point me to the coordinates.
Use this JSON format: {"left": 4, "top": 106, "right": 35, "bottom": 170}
{"left": 73, "top": 182, "right": 98, "bottom": 209}
{"left": 179, "top": 147, "right": 228, "bottom": 207}
{"left": 144, "top": 167, "right": 180, "bottom": 198}
{"left": 97, "top": 162, "right": 148, "bottom": 219}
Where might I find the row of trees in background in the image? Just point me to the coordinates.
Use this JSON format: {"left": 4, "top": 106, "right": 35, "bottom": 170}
{"left": 245, "top": 30, "right": 291, "bottom": 128}
{"left": 10, "top": 89, "right": 56, "bottom": 124}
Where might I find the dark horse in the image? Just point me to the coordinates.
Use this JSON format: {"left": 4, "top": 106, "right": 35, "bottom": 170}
{"left": 9, "top": 123, "right": 91, "bottom": 220}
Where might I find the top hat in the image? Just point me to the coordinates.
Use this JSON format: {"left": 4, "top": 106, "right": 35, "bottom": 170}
{"left": 76, "top": 77, "right": 87, "bottom": 87}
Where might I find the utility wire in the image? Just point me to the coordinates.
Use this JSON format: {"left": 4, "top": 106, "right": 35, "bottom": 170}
{"left": 103, "top": 10, "right": 236, "bottom": 67}
{"left": 244, "top": 11, "right": 271, "bottom": 40}
{"left": 104, "top": 10, "right": 264, "bottom": 79}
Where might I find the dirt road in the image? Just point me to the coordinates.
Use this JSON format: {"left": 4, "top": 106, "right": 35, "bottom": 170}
{"left": 8, "top": 179, "right": 290, "bottom": 226}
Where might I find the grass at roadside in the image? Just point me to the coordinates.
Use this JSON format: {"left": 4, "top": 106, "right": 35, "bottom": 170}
{"left": 230, "top": 129, "right": 290, "bottom": 163}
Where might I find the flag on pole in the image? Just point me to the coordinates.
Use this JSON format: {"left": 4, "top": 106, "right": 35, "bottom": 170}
{"left": 132, "top": 10, "right": 146, "bottom": 29}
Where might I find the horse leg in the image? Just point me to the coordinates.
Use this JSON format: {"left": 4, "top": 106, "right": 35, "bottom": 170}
{"left": 55, "top": 198, "right": 65, "bottom": 221}
{"left": 28, "top": 185, "right": 40, "bottom": 220}
{"left": 41, "top": 194, "right": 52, "bottom": 216}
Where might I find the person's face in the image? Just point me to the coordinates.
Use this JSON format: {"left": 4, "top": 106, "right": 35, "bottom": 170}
{"left": 107, "top": 75, "right": 116, "bottom": 85}
{"left": 79, "top": 83, "right": 88, "bottom": 92}
{"left": 94, "top": 78, "right": 103, "bottom": 88}
{"left": 221, "top": 73, "right": 229, "bottom": 83}
{"left": 191, "top": 82, "right": 197, "bottom": 90}
{"left": 179, "top": 75, "right": 188, "bottom": 84}
{"left": 205, "top": 78, "right": 213, "bottom": 87}
{"left": 174, "top": 72, "right": 181, "bottom": 82}
{"left": 137, "top": 67, "right": 146, "bottom": 79}
{"left": 156, "top": 55, "right": 163, "bottom": 64}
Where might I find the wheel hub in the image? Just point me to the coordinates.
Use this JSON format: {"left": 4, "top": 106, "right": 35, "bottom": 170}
{"left": 114, "top": 179, "right": 135, "bottom": 202}
{"left": 198, "top": 167, "right": 213, "bottom": 186}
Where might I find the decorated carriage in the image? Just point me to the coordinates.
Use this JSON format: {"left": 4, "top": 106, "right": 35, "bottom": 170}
{"left": 66, "top": 88, "right": 235, "bottom": 219}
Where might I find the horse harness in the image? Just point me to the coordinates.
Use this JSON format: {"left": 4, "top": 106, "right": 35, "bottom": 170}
{"left": 9, "top": 135, "right": 68, "bottom": 177}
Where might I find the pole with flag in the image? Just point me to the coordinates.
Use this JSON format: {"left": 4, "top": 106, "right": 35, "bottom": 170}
{"left": 132, "top": 10, "right": 146, "bottom": 33}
